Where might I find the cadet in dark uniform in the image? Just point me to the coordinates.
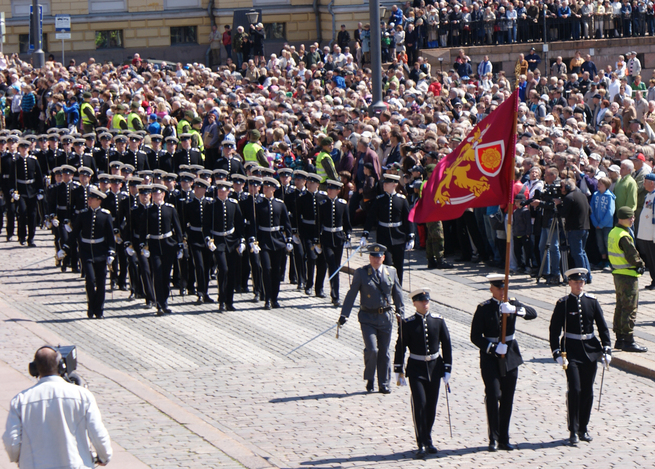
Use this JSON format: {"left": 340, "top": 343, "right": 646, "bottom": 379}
{"left": 11, "top": 140, "right": 44, "bottom": 246}
{"left": 174, "top": 172, "right": 197, "bottom": 296}
{"left": 394, "top": 288, "right": 452, "bottom": 459}
{"left": 51, "top": 165, "right": 80, "bottom": 272}
{"left": 138, "top": 184, "right": 184, "bottom": 315}
{"left": 117, "top": 176, "right": 146, "bottom": 301}
{"left": 173, "top": 134, "right": 203, "bottom": 172}
{"left": 185, "top": 178, "right": 214, "bottom": 304}
{"left": 229, "top": 174, "right": 250, "bottom": 294}
{"left": 214, "top": 139, "right": 246, "bottom": 177}
{"left": 549, "top": 268, "right": 612, "bottom": 447}
{"left": 204, "top": 179, "right": 245, "bottom": 311}
{"left": 248, "top": 177, "right": 293, "bottom": 309}
{"left": 1, "top": 135, "right": 19, "bottom": 241}
{"left": 470, "top": 274, "right": 537, "bottom": 452}
{"left": 93, "top": 132, "right": 113, "bottom": 175}
{"left": 296, "top": 173, "right": 327, "bottom": 297}
{"left": 339, "top": 244, "right": 405, "bottom": 393}
{"left": 122, "top": 134, "right": 150, "bottom": 172}
{"left": 318, "top": 179, "right": 352, "bottom": 306}
{"left": 276, "top": 168, "right": 296, "bottom": 285}
{"left": 362, "top": 173, "right": 414, "bottom": 283}
{"left": 105, "top": 175, "right": 129, "bottom": 290}
{"left": 288, "top": 170, "right": 308, "bottom": 291}
{"left": 131, "top": 185, "right": 157, "bottom": 308}
{"left": 72, "top": 139, "right": 98, "bottom": 178}
{"left": 61, "top": 187, "right": 115, "bottom": 318}
{"left": 240, "top": 176, "right": 264, "bottom": 301}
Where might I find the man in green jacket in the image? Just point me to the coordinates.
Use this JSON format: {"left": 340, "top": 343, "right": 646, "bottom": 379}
{"left": 613, "top": 160, "right": 637, "bottom": 214}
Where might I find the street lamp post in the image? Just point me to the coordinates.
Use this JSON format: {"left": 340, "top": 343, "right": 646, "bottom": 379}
{"left": 369, "top": 1, "right": 387, "bottom": 116}
{"left": 32, "top": 0, "right": 44, "bottom": 68}
{"left": 246, "top": 9, "right": 259, "bottom": 26}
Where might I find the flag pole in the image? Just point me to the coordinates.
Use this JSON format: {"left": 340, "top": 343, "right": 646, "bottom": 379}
{"left": 499, "top": 87, "right": 520, "bottom": 376}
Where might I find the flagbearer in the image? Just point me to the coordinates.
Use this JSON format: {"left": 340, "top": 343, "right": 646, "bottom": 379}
{"left": 470, "top": 274, "right": 537, "bottom": 452}
{"left": 549, "top": 268, "right": 611, "bottom": 447}
{"left": 338, "top": 243, "right": 405, "bottom": 394}
{"left": 394, "top": 288, "right": 452, "bottom": 459}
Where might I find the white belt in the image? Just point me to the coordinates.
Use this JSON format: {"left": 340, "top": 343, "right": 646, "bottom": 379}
{"left": 565, "top": 332, "right": 595, "bottom": 340}
{"left": 487, "top": 334, "right": 515, "bottom": 343}
{"left": 57, "top": 205, "right": 69, "bottom": 210}
{"left": 301, "top": 219, "right": 316, "bottom": 225}
{"left": 322, "top": 226, "right": 343, "bottom": 232}
{"left": 80, "top": 236, "right": 105, "bottom": 244}
{"left": 2, "top": 175, "right": 10, "bottom": 179}
{"left": 188, "top": 225, "right": 202, "bottom": 232}
{"left": 17, "top": 179, "right": 35, "bottom": 184}
{"left": 148, "top": 231, "right": 173, "bottom": 240}
{"left": 409, "top": 352, "right": 440, "bottom": 362}
{"left": 259, "top": 226, "right": 281, "bottom": 232}
{"left": 211, "top": 228, "right": 235, "bottom": 236}
{"left": 379, "top": 221, "right": 402, "bottom": 228}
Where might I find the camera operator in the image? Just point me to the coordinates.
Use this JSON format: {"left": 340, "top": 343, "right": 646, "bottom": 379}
{"left": 531, "top": 167, "right": 564, "bottom": 285}
{"left": 3, "top": 346, "right": 112, "bottom": 468}
{"left": 560, "top": 178, "right": 593, "bottom": 283}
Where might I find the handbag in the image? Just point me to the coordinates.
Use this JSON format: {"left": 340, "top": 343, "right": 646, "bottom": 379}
{"left": 489, "top": 210, "right": 505, "bottom": 231}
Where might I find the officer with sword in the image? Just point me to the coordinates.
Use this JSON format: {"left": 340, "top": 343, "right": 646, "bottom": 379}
{"left": 549, "top": 267, "right": 611, "bottom": 447}
{"left": 394, "top": 288, "right": 452, "bottom": 459}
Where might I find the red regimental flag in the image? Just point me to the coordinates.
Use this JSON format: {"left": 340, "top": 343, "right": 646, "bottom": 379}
{"left": 409, "top": 90, "right": 519, "bottom": 223}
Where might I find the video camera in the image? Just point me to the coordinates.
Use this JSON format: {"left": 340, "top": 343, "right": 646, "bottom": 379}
{"left": 28, "top": 345, "right": 84, "bottom": 386}
{"left": 522, "top": 180, "right": 563, "bottom": 207}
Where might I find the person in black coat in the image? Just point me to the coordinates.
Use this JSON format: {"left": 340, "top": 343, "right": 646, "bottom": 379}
{"left": 185, "top": 178, "right": 215, "bottom": 305}
{"left": 470, "top": 274, "right": 537, "bottom": 452}
{"left": 121, "top": 134, "right": 150, "bottom": 173}
{"left": 11, "top": 140, "right": 44, "bottom": 246}
{"left": 239, "top": 177, "right": 264, "bottom": 301}
{"left": 549, "top": 268, "right": 612, "bottom": 447}
{"left": 213, "top": 140, "right": 246, "bottom": 177}
{"left": 61, "top": 187, "right": 115, "bottom": 318}
{"left": 173, "top": 134, "right": 203, "bottom": 173}
{"left": 394, "top": 288, "right": 452, "bottom": 459}
{"left": 559, "top": 179, "right": 592, "bottom": 283}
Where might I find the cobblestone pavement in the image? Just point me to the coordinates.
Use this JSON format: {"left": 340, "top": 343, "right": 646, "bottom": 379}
{"left": 1, "top": 230, "right": 655, "bottom": 468}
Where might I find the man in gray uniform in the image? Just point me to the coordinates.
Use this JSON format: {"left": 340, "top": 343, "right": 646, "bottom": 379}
{"left": 338, "top": 243, "right": 405, "bottom": 393}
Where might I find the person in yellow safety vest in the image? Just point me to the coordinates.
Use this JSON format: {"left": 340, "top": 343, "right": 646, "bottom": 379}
{"left": 177, "top": 110, "right": 193, "bottom": 137}
{"left": 315, "top": 137, "right": 339, "bottom": 190}
{"left": 111, "top": 104, "right": 128, "bottom": 130}
{"left": 607, "top": 205, "right": 648, "bottom": 353}
{"left": 80, "top": 92, "right": 97, "bottom": 134}
{"left": 189, "top": 117, "right": 205, "bottom": 155}
{"left": 126, "top": 102, "right": 144, "bottom": 131}
{"left": 242, "top": 129, "right": 270, "bottom": 168}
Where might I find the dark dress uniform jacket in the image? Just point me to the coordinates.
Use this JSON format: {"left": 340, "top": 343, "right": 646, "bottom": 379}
{"left": 117, "top": 194, "right": 139, "bottom": 242}
{"left": 318, "top": 196, "right": 352, "bottom": 246}
{"left": 69, "top": 207, "right": 116, "bottom": 262}
{"left": 365, "top": 192, "right": 411, "bottom": 246}
{"left": 471, "top": 298, "right": 538, "bottom": 373}
{"left": 11, "top": 155, "right": 44, "bottom": 198}
{"left": 185, "top": 196, "right": 214, "bottom": 249}
{"left": 394, "top": 312, "right": 453, "bottom": 380}
{"left": 71, "top": 184, "right": 91, "bottom": 216}
{"left": 296, "top": 190, "right": 326, "bottom": 240}
{"left": 203, "top": 197, "right": 244, "bottom": 252}
{"left": 138, "top": 202, "right": 184, "bottom": 255}
{"left": 213, "top": 156, "right": 246, "bottom": 176}
{"left": 121, "top": 149, "right": 150, "bottom": 172}
{"left": 50, "top": 181, "right": 78, "bottom": 220}
{"left": 249, "top": 197, "right": 292, "bottom": 250}
{"left": 549, "top": 292, "right": 611, "bottom": 363}
{"left": 173, "top": 148, "right": 202, "bottom": 172}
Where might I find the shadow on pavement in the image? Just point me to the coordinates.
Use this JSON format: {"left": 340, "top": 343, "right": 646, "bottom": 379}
{"left": 298, "top": 450, "right": 415, "bottom": 465}
{"left": 270, "top": 391, "right": 370, "bottom": 403}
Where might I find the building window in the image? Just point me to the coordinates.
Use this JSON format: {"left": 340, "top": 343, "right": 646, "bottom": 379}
{"left": 11, "top": 0, "right": 51, "bottom": 17}
{"left": 19, "top": 33, "right": 48, "bottom": 53}
{"left": 254, "top": 0, "right": 290, "bottom": 5}
{"left": 164, "top": 0, "right": 199, "bottom": 9}
{"left": 170, "top": 26, "right": 197, "bottom": 45}
{"left": 264, "top": 23, "right": 286, "bottom": 41}
{"left": 88, "top": 0, "right": 126, "bottom": 13}
{"left": 95, "top": 30, "right": 123, "bottom": 49}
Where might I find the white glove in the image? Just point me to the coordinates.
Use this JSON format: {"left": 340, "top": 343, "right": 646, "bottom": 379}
{"left": 126, "top": 246, "right": 135, "bottom": 256}
{"left": 141, "top": 249, "right": 150, "bottom": 259}
{"left": 56, "top": 249, "right": 66, "bottom": 260}
{"left": 237, "top": 243, "right": 246, "bottom": 254}
{"left": 344, "top": 240, "right": 351, "bottom": 249}
{"left": 601, "top": 354, "right": 612, "bottom": 368}
{"left": 208, "top": 240, "right": 217, "bottom": 252}
{"left": 500, "top": 302, "right": 516, "bottom": 314}
{"left": 114, "top": 234, "right": 123, "bottom": 244}
{"left": 37, "top": 193, "right": 44, "bottom": 201}
{"left": 395, "top": 373, "right": 408, "bottom": 386}
{"left": 286, "top": 243, "right": 293, "bottom": 252}
{"left": 292, "top": 234, "right": 300, "bottom": 244}
{"left": 12, "top": 192, "right": 20, "bottom": 201}
{"left": 443, "top": 372, "right": 451, "bottom": 385}
{"left": 177, "top": 250, "right": 183, "bottom": 259}
{"left": 107, "top": 256, "right": 115, "bottom": 266}
{"left": 495, "top": 342, "right": 508, "bottom": 355}
{"left": 52, "top": 218, "right": 60, "bottom": 228}
{"left": 556, "top": 356, "right": 569, "bottom": 367}
{"left": 253, "top": 245, "right": 261, "bottom": 254}
{"left": 405, "top": 239, "right": 415, "bottom": 250}
{"left": 314, "top": 245, "right": 323, "bottom": 254}
{"left": 45, "top": 219, "right": 52, "bottom": 229}
{"left": 359, "top": 237, "right": 367, "bottom": 248}
{"left": 64, "top": 224, "right": 72, "bottom": 233}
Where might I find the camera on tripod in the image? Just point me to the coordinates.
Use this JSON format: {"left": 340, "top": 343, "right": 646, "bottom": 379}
{"left": 524, "top": 181, "right": 563, "bottom": 207}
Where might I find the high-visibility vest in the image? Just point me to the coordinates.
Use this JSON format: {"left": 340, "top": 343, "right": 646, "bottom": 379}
{"left": 189, "top": 128, "right": 204, "bottom": 153}
{"left": 177, "top": 119, "right": 190, "bottom": 136}
{"left": 316, "top": 151, "right": 331, "bottom": 183}
{"left": 243, "top": 142, "right": 262, "bottom": 164}
{"left": 127, "top": 112, "right": 141, "bottom": 131}
{"left": 111, "top": 113, "right": 126, "bottom": 130}
{"left": 80, "top": 102, "right": 94, "bottom": 125}
{"left": 608, "top": 226, "right": 640, "bottom": 277}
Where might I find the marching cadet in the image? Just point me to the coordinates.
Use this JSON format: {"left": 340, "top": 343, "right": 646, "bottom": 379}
{"left": 173, "top": 172, "right": 197, "bottom": 296}
{"left": 45, "top": 167, "right": 63, "bottom": 261}
{"left": 11, "top": 139, "right": 44, "bottom": 246}
{"left": 229, "top": 174, "right": 251, "bottom": 294}
{"left": 214, "top": 139, "right": 246, "bottom": 176}
{"left": 46, "top": 133, "right": 66, "bottom": 168}
{"left": 71, "top": 139, "right": 98, "bottom": 180}
{"left": 138, "top": 184, "right": 184, "bottom": 316}
{"left": 130, "top": 185, "right": 156, "bottom": 308}
{"left": 71, "top": 167, "right": 93, "bottom": 217}
{"left": 60, "top": 186, "right": 115, "bottom": 319}
{"left": 105, "top": 175, "right": 129, "bottom": 290}
{"left": 1, "top": 135, "right": 17, "bottom": 242}
{"left": 549, "top": 268, "right": 612, "bottom": 447}
{"left": 288, "top": 170, "right": 308, "bottom": 291}
{"left": 174, "top": 134, "right": 203, "bottom": 172}
{"left": 204, "top": 179, "right": 245, "bottom": 311}
{"left": 296, "top": 173, "right": 327, "bottom": 297}
{"left": 240, "top": 176, "right": 264, "bottom": 301}
{"left": 59, "top": 135, "right": 75, "bottom": 167}
{"left": 362, "top": 173, "right": 414, "bottom": 284}
{"left": 117, "top": 176, "right": 145, "bottom": 301}
{"left": 109, "top": 135, "right": 128, "bottom": 165}
{"left": 338, "top": 243, "right": 405, "bottom": 394}
{"left": 185, "top": 178, "right": 214, "bottom": 304}
{"left": 94, "top": 132, "right": 113, "bottom": 175}
{"left": 122, "top": 134, "right": 150, "bottom": 172}
{"left": 276, "top": 167, "right": 296, "bottom": 285}
{"left": 145, "top": 134, "right": 167, "bottom": 171}
{"left": 51, "top": 165, "right": 79, "bottom": 272}
{"left": 163, "top": 136, "right": 178, "bottom": 167}
{"left": 35, "top": 134, "right": 54, "bottom": 178}
{"left": 394, "top": 288, "right": 452, "bottom": 459}
{"left": 470, "top": 274, "right": 537, "bottom": 452}
{"left": 249, "top": 177, "right": 293, "bottom": 309}
{"left": 318, "top": 179, "right": 352, "bottom": 307}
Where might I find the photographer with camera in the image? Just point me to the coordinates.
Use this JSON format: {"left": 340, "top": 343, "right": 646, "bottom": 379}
{"left": 3, "top": 346, "right": 112, "bottom": 467}
{"left": 531, "top": 167, "right": 564, "bottom": 285}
